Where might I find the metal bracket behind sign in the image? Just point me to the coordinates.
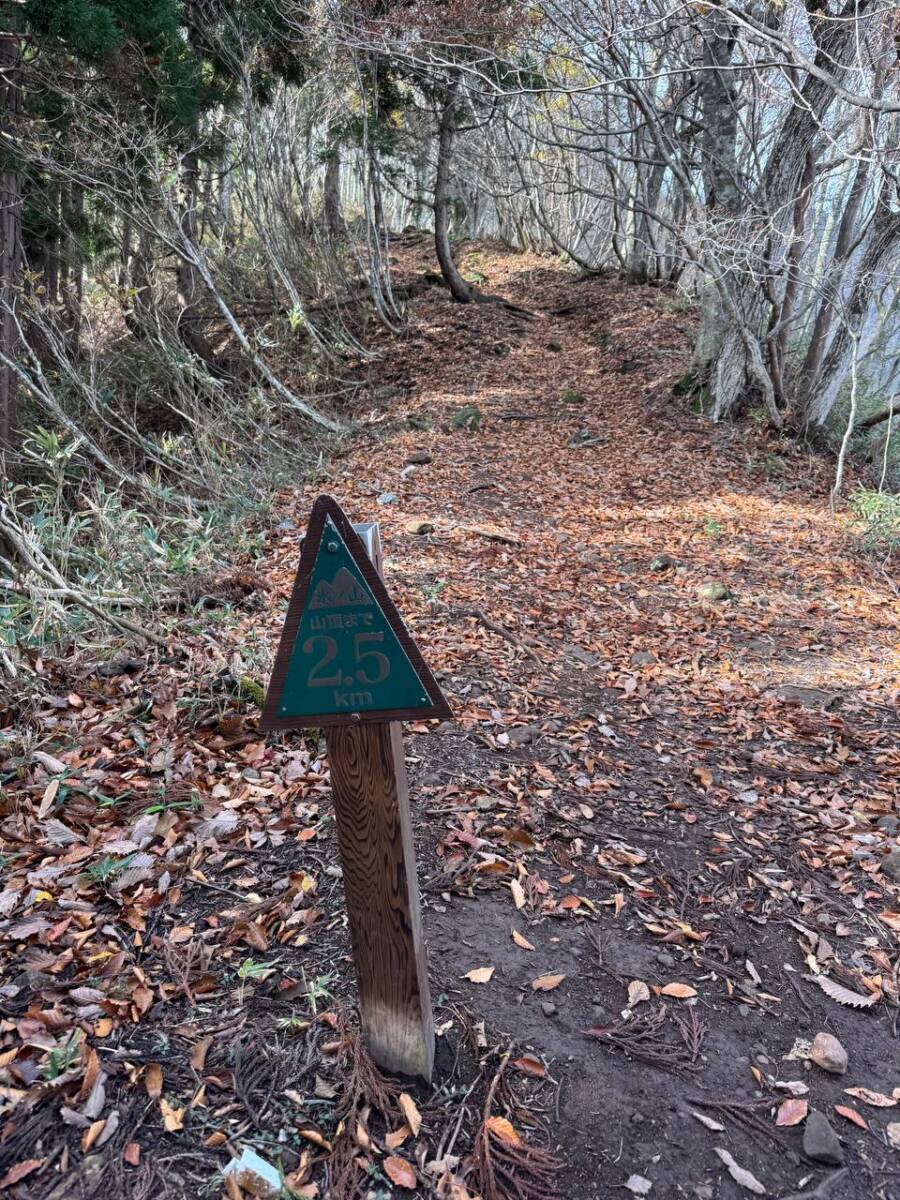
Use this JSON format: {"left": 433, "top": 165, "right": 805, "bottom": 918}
{"left": 352, "top": 521, "right": 382, "bottom": 576}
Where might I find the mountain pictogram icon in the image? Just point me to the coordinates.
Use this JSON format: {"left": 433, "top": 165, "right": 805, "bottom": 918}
{"left": 310, "top": 566, "right": 373, "bottom": 609}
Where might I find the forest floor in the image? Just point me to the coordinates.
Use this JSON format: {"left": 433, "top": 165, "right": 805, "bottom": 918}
{"left": 1, "top": 240, "right": 900, "bottom": 1200}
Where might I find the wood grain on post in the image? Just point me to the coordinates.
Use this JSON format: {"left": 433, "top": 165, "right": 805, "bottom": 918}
{"left": 326, "top": 719, "right": 435, "bottom": 1080}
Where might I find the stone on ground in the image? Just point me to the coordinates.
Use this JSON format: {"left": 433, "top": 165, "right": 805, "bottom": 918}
{"left": 809, "top": 1032, "right": 848, "bottom": 1075}
{"left": 803, "top": 1111, "right": 844, "bottom": 1165}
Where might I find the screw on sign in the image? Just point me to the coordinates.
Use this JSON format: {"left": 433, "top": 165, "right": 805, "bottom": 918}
{"left": 261, "top": 495, "right": 451, "bottom": 1079}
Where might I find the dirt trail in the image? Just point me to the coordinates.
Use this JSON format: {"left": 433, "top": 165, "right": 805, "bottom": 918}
{"left": 290, "top": 243, "right": 900, "bottom": 1197}
{"left": 2, "top": 244, "right": 899, "bottom": 1200}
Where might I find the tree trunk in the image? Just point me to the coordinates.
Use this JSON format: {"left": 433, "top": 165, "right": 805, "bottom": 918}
{"left": 434, "top": 76, "right": 474, "bottom": 304}
{"left": 804, "top": 198, "right": 900, "bottom": 426}
{"left": 699, "top": 14, "right": 740, "bottom": 213}
{"left": 692, "top": 0, "right": 878, "bottom": 423}
{"left": 323, "top": 129, "right": 343, "bottom": 238}
{"left": 175, "top": 3, "right": 213, "bottom": 362}
{"left": 176, "top": 146, "right": 214, "bottom": 361}
{"left": 62, "top": 182, "right": 83, "bottom": 356}
{"left": 0, "top": 24, "right": 22, "bottom": 459}
{"left": 796, "top": 51, "right": 888, "bottom": 418}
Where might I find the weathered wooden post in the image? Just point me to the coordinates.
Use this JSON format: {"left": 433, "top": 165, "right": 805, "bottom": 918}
{"left": 261, "top": 496, "right": 450, "bottom": 1079}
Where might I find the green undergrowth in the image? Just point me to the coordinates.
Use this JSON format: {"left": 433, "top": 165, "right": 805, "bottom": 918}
{"left": 849, "top": 488, "right": 900, "bottom": 560}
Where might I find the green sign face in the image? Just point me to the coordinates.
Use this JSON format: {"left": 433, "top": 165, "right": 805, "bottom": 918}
{"left": 261, "top": 497, "right": 451, "bottom": 729}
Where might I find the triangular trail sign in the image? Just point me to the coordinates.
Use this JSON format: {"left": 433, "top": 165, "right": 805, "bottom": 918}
{"left": 261, "top": 495, "right": 452, "bottom": 729}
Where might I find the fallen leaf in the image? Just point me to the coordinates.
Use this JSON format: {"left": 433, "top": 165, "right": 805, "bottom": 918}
{"left": 512, "top": 929, "right": 535, "bottom": 951}
{"left": 0, "top": 1160, "right": 44, "bottom": 1189}
{"left": 660, "top": 983, "right": 696, "bottom": 999}
{"left": 385, "top": 1126, "right": 410, "bottom": 1150}
{"left": 714, "top": 1147, "right": 766, "bottom": 1195}
{"left": 145, "top": 1063, "right": 163, "bottom": 1100}
{"left": 627, "top": 980, "right": 651, "bottom": 1007}
{"left": 190, "top": 1037, "right": 212, "bottom": 1072}
{"left": 123, "top": 1142, "right": 141, "bottom": 1166}
{"left": 844, "top": 1086, "right": 896, "bottom": 1107}
{"left": 485, "top": 1116, "right": 520, "bottom": 1145}
{"left": 383, "top": 1156, "right": 417, "bottom": 1189}
{"left": 32, "top": 751, "right": 66, "bottom": 775}
{"left": 774, "top": 1081, "right": 809, "bottom": 1097}
{"left": 464, "top": 967, "right": 494, "bottom": 984}
{"left": 299, "top": 1129, "right": 332, "bottom": 1151}
{"left": 398, "top": 1093, "right": 422, "bottom": 1137}
{"left": 887, "top": 1122, "right": 900, "bottom": 1149}
{"left": 510, "top": 879, "right": 526, "bottom": 909}
{"left": 511, "top": 1056, "right": 546, "bottom": 1077}
{"left": 834, "top": 1106, "right": 868, "bottom": 1130}
{"left": 625, "top": 1176, "right": 652, "bottom": 1197}
{"left": 159, "top": 1098, "right": 184, "bottom": 1132}
{"left": 82, "top": 1120, "right": 105, "bottom": 1152}
{"left": 815, "top": 976, "right": 878, "bottom": 1009}
{"left": 689, "top": 1109, "right": 725, "bottom": 1131}
{"left": 531, "top": 973, "right": 565, "bottom": 991}
{"left": 775, "top": 1098, "right": 808, "bottom": 1127}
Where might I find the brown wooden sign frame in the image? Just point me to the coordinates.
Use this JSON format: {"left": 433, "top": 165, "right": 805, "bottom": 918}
{"left": 261, "top": 494, "right": 452, "bottom": 731}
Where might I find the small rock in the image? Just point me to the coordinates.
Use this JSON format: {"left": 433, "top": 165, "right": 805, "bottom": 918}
{"left": 775, "top": 684, "right": 842, "bottom": 710}
{"left": 541, "top": 1001, "right": 557, "bottom": 1018}
{"left": 655, "top": 951, "right": 676, "bottom": 969}
{"left": 570, "top": 429, "right": 596, "bottom": 446}
{"left": 95, "top": 656, "right": 145, "bottom": 678}
{"left": 697, "top": 580, "right": 731, "bottom": 602}
{"left": 509, "top": 724, "right": 539, "bottom": 746}
{"left": 648, "top": 554, "right": 676, "bottom": 572}
{"left": 803, "top": 1111, "right": 844, "bottom": 1165}
{"left": 405, "top": 518, "right": 435, "bottom": 535}
{"left": 877, "top": 816, "right": 899, "bottom": 836}
{"left": 406, "top": 450, "right": 432, "bottom": 465}
{"left": 809, "top": 1031, "right": 848, "bottom": 1075}
{"left": 566, "top": 644, "right": 598, "bottom": 666}
{"left": 547, "top": 340, "right": 563, "bottom": 353}
{"left": 376, "top": 492, "right": 398, "bottom": 505}
{"left": 591, "top": 1005, "right": 607, "bottom": 1022}
{"left": 630, "top": 651, "right": 656, "bottom": 667}
{"left": 881, "top": 851, "right": 900, "bottom": 882}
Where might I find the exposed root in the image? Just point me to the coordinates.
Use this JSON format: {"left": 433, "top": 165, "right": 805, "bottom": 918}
{"left": 472, "top": 1052, "right": 563, "bottom": 1200}
{"left": 450, "top": 606, "right": 541, "bottom": 663}
{"left": 327, "top": 1010, "right": 400, "bottom": 1200}
{"left": 587, "top": 1005, "right": 704, "bottom": 1078}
